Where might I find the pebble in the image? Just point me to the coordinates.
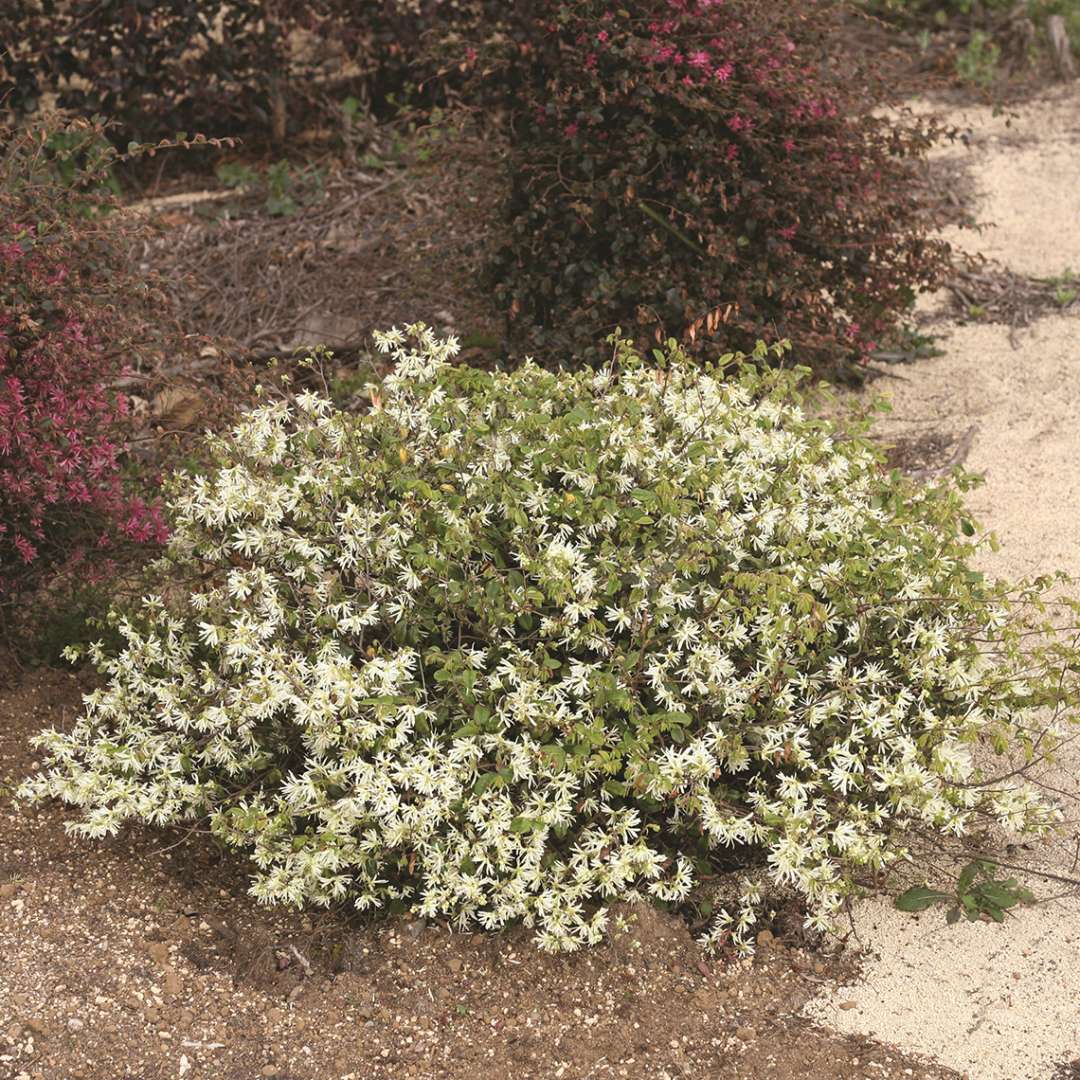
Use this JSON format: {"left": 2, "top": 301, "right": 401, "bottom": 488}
{"left": 447, "top": 957, "right": 463, "bottom": 974}
{"left": 838, "top": 1000, "right": 858, "bottom": 1011}
{"left": 756, "top": 929, "right": 775, "bottom": 948}
{"left": 145, "top": 941, "right": 170, "bottom": 966}
{"left": 261, "top": 1067, "right": 279, "bottom": 1078}
{"left": 734, "top": 1025, "right": 755, "bottom": 1042}
{"left": 0, "top": 882, "right": 17, "bottom": 899}
{"left": 163, "top": 967, "right": 184, "bottom": 997}
{"left": 66, "top": 1017, "right": 84, "bottom": 1033}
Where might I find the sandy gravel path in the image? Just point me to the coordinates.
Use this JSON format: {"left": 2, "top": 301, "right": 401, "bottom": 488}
{"left": 807, "top": 87, "right": 1080, "bottom": 1080}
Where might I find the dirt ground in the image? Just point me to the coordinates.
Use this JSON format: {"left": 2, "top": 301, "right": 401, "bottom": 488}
{"left": 0, "top": 669, "right": 962, "bottom": 1080}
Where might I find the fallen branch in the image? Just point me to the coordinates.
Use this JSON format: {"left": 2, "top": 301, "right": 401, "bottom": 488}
{"left": 128, "top": 188, "right": 248, "bottom": 215}
{"left": 909, "top": 424, "right": 978, "bottom": 482}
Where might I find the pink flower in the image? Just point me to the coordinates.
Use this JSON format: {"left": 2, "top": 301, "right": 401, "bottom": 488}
{"left": 13, "top": 534, "right": 36, "bottom": 564}
{"left": 0, "top": 216, "right": 168, "bottom": 592}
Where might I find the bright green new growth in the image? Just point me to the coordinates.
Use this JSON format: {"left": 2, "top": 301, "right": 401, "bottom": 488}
{"left": 20, "top": 326, "right": 1075, "bottom": 952}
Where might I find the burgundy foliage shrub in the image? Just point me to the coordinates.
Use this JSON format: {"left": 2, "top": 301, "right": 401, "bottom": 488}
{"left": 467, "top": 0, "right": 952, "bottom": 373}
{"left": 0, "top": 123, "right": 168, "bottom": 602}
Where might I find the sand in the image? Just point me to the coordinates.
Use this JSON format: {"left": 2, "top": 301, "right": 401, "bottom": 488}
{"left": 926, "top": 87, "right": 1080, "bottom": 276}
{"left": 805, "top": 86, "right": 1080, "bottom": 1080}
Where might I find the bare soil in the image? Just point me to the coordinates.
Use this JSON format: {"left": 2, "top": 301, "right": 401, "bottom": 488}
{"left": 0, "top": 667, "right": 959, "bottom": 1080}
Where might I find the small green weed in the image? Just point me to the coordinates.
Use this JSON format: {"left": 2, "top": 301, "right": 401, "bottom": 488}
{"left": 956, "top": 30, "right": 1002, "bottom": 88}
{"left": 43, "top": 127, "right": 122, "bottom": 207}
{"left": 895, "top": 859, "right": 1036, "bottom": 924}
{"left": 871, "top": 324, "right": 946, "bottom": 364}
{"left": 215, "top": 159, "right": 325, "bottom": 218}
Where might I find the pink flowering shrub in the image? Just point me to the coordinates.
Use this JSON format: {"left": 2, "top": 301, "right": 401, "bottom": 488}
{"left": 0, "top": 124, "right": 168, "bottom": 603}
{"left": 467, "top": 0, "right": 951, "bottom": 373}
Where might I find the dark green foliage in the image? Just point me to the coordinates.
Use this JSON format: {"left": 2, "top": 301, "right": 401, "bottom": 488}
{"left": 0, "top": 1, "right": 498, "bottom": 147}
{"left": 2, "top": 0, "right": 280, "bottom": 143}
{"left": 895, "top": 860, "right": 1037, "bottom": 923}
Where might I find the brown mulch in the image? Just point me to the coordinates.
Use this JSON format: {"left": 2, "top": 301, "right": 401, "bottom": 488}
{"left": 146, "top": 127, "right": 506, "bottom": 368}
{"left": 835, "top": 5, "right": 1074, "bottom": 108}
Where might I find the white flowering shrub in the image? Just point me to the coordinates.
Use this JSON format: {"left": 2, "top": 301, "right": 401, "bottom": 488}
{"left": 20, "top": 326, "right": 1075, "bottom": 952}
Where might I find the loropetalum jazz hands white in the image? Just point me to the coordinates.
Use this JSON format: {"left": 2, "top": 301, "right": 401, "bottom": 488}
{"left": 21, "top": 326, "right": 1071, "bottom": 952}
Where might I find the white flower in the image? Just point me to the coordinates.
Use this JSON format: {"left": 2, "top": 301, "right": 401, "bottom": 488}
{"left": 18, "top": 324, "right": 1067, "bottom": 959}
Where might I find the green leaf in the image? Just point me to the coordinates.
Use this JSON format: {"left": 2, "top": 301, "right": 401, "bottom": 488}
{"left": 956, "top": 862, "right": 979, "bottom": 896}
{"left": 976, "top": 882, "right": 1024, "bottom": 910}
{"left": 894, "top": 885, "right": 951, "bottom": 912}
{"left": 472, "top": 773, "right": 502, "bottom": 794}
{"left": 541, "top": 744, "right": 567, "bottom": 770}
{"left": 509, "top": 816, "right": 544, "bottom": 834}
